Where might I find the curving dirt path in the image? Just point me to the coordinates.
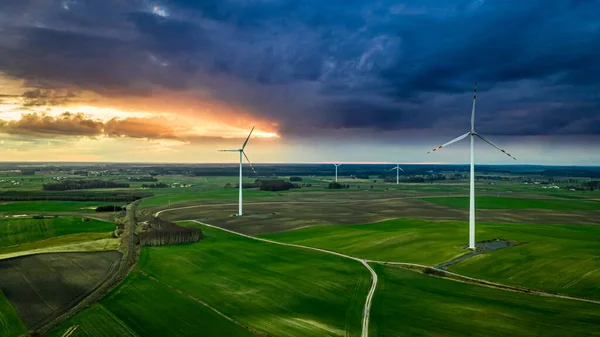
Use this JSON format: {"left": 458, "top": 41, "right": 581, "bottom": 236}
{"left": 187, "top": 220, "right": 377, "bottom": 337}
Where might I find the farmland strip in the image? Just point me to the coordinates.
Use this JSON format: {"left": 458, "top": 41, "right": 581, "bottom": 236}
{"left": 96, "top": 304, "right": 140, "bottom": 337}
{"left": 138, "top": 269, "right": 270, "bottom": 336}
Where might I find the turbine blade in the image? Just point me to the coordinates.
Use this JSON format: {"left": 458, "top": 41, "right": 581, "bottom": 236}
{"left": 218, "top": 149, "right": 240, "bottom": 152}
{"left": 241, "top": 126, "right": 255, "bottom": 150}
{"left": 242, "top": 151, "right": 257, "bottom": 173}
{"left": 475, "top": 133, "right": 517, "bottom": 160}
{"left": 471, "top": 82, "right": 477, "bottom": 130}
{"left": 427, "top": 132, "right": 470, "bottom": 154}
{"left": 399, "top": 167, "right": 404, "bottom": 172}
{"left": 389, "top": 167, "right": 396, "bottom": 171}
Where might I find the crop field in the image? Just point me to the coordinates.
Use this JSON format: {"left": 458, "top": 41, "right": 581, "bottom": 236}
{"left": 138, "top": 223, "right": 370, "bottom": 336}
{"left": 369, "top": 264, "right": 600, "bottom": 336}
{"left": 263, "top": 219, "right": 600, "bottom": 300}
{"left": 0, "top": 217, "right": 115, "bottom": 249}
{"left": 47, "top": 272, "right": 257, "bottom": 337}
{"left": 53, "top": 223, "right": 371, "bottom": 336}
{"left": 0, "top": 201, "right": 121, "bottom": 213}
{"left": 422, "top": 196, "right": 600, "bottom": 210}
{"left": 139, "top": 188, "right": 277, "bottom": 208}
{"left": 0, "top": 235, "right": 118, "bottom": 260}
{"left": 158, "top": 194, "right": 600, "bottom": 235}
{"left": 0, "top": 289, "right": 27, "bottom": 337}
{"left": 0, "top": 251, "right": 122, "bottom": 329}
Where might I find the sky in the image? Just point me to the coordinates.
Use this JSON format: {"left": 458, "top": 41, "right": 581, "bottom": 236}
{"left": 0, "top": 0, "right": 599, "bottom": 165}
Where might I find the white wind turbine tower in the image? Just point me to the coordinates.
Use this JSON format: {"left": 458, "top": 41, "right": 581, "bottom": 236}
{"left": 390, "top": 164, "right": 404, "bottom": 184}
{"left": 219, "top": 127, "right": 257, "bottom": 216}
{"left": 427, "top": 83, "right": 516, "bottom": 250}
{"left": 333, "top": 164, "right": 342, "bottom": 182}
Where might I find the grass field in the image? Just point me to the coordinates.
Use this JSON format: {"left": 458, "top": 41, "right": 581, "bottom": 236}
{"left": 262, "top": 219, "right": 600, "bottom": 300}
{"left": 139, "top": 188, "right": 279, "bottom": 208}
{"left": 0, "top": 289, "right": 27, "bottom": 337}
{"left": 47, "top": 272, "right": 255, "bottom": 337}
{"left": 0, "top": 201, "right": 122, "bottom": 213}
{"left": 0, "top": 234, "right": 117, "bottom": 260}
{"left": 369, "top": 264, "right": 600, "bottom": 336}
{"left": 450, "top": 226, "right": 600, "bottom": 300}
{"left": 421, "top": 196, "right": 600, "bottom": 210}
{"left": 262, "top": 218, "right": 466, "bottom": 265}
{"left": 0, "top": 217, "right": 115, "bottom": 249}
{"left": 137, "top": 223, "right": 369, "bottom": 336}
{"left": 48, "top": 223, "right": 370, "bottom": 336}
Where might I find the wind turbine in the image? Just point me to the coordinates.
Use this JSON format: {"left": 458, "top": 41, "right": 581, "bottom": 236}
{"left": 219, "top": 127, "right": 257, "bottom": 216}
{"left": 333, "top": 164, "right": 341, "bottom": 182}
{"left": 427, "top": 83, "right": 516, "bottom": 250}
{"left": 390, "top": 164, "right": 404, "bottom": 184}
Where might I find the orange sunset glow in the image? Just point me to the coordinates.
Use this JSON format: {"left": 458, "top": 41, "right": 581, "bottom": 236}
{"left": 0, "top": 72, "right": 280, "bottom": 161}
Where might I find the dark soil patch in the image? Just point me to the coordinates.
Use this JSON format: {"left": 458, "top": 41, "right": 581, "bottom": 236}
{"left": 0, "top": 251, "right": 122, "bottom": 330}
{"left": 435, "top": 239, "right": 521, "bottom": 270}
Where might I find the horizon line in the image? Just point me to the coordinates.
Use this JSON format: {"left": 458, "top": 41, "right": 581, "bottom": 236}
{"left": 0, "top": 160, "right": 598, "bottom": 167}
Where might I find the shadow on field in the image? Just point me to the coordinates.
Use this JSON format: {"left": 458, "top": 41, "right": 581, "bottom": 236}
{"left": 0, "top": 251, "right": 122, "bottom": 330}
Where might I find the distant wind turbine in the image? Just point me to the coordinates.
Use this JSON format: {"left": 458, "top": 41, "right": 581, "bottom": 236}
{"left": 333, "top": 164, "right": 341, "bottom": 182}
{"left": 427, "top": 83, "right": 516, "bottom": 250}
{"left": 390, "top": 164, "right": 404, "bottom": 184}
{"left": 219, "top": 127, "right": 257, "bottom": 216}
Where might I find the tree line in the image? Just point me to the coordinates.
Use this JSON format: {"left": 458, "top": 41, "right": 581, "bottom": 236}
{"left": 0, "top": 190, "right": 150, "bottom": 202}
{"left": 128, "top": 176, "right": 158, "bottom": 182}
{"left": 138, "top": 216, "right": 203, "bottom": 247}
{"left": 43, "top": 179, "right": 130, "bottom": 191}
{"left": 141, "top": 183, "right": 170, "bottom": 188}
{"left": 96, "top": 205, "right": 124, "bottom": 212}
{"left": 227, "top": 179, "right": 301, "bottom": 191}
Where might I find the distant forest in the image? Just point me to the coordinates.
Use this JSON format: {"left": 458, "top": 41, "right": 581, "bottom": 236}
{"left": 43, "top": 179, "right": 129, "bottom": 191}
{"left": 0, "top": 190, "right": 150, "bottom": 202}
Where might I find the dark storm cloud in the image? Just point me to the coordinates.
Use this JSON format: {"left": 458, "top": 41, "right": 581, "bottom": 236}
{"left": 21, "top": 89, "right": 76, "bottom": 106}
{"left": 0, "top": 0, "right": 599, "bottom": 136}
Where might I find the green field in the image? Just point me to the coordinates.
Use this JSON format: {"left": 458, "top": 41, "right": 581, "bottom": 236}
{"left": 47, "top": 272, "right": 255, "bottom": 337}
{"left": 139, "top": 188, "right": 278, "bottom": 208}
{"left": 50, "top": 223, "right": 370, "bottom": 336}
{"left": 261, "top": 219, "right": 468, "bottom": 265}
{"left": 262, "top": 219, "right": 600, "bottom": 299}
{"left": 0, "top": 290, "right": 27, "bottom": 337}
{"left": 450, "top": 228, "right": 600, "bottom": 300}
{"left": 370, "top": 264, "right": 600, "bottom": 336}
{"left": 0, "top": 201, "right": 122, "bottom": 213}
{"left": 421, "top": 196, "right": 600, "bottom": 210}
{"left": 0, "top": 217, "right": 115, "bottom": 249}
{"left": 138, "top": 223, "right": 369, "bottom": 336}
{"left": 0, "top": 232, "right": 114, "bottom": 258}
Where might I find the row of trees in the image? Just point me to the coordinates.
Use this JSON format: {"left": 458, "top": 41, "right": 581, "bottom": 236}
{"left": 141, "top": 183, "right": 170, "bottom": 188}
{"left": 0, "top": 190, "right": 150, "bottom": 202}
{"left": 328, "top": 182, "right": 351, "bottom": 189}
{"left": 138, "top": 216, "right": 203, "bottom": 247}
{"left": 128, "top": 176, "right": 158, "bottom": 182}
{"left": 259, "top": 180, "right": 299, "bottom": 191}
{"left": 43, "top": 179, "right": 130, "bottom": 191}
{"left": 225, "top": 179, "right": 301, "bottom": 191}
{"left": 96, "top": 205, "right": 124, "bottom": 212}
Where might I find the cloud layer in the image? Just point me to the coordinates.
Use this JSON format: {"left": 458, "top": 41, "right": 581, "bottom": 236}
{"left": 0, "top": 111, "right": 177, "bottom": 139}
{"left": 0, "top": 0, "right": 599, "bottom": 139}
